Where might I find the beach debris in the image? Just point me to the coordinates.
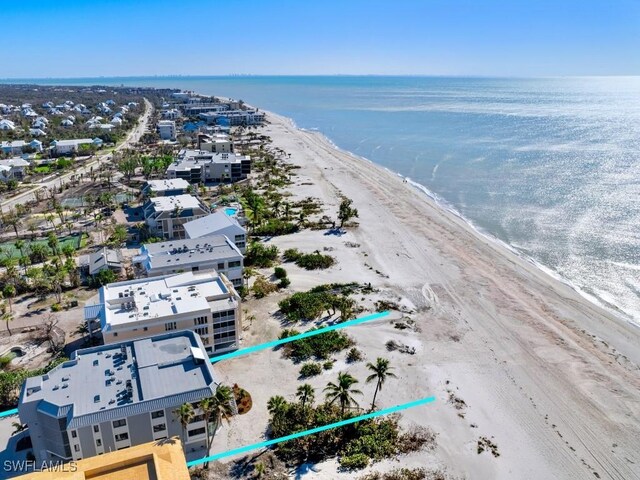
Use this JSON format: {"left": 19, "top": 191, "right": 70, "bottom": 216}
{"left": 385, "top": 340, "right": 416, "bottom": 355}
{"left": 477, "top": 436, "right": 500, "bottom": 457}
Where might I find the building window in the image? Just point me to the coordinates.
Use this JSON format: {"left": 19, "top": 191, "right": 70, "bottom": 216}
{"left": 195, "top": 326, "right": 209, "bottom": 336}
{"left": 96, "top": 439, "right": 102, "bottom": 447}
{"left": 93, "top": 425, "right": 99, "bottom": 433}
{"left": 191, "top": 414, "right": 204, "bottom": 423}
{"left": 194, "top": 316, "right": 207, "bottom": 325}
{"left": 188, "top": 427, "right": 206, "bottom": 437}
{"left": 153, "top": 423, "right": 167, "bottom": 433}
{"left": 228, "top": 261, "right": 241, "bottom": 268}
{"left": 217, "top": 262, "right": 225, "bottom": 270}
{"left": 112, "top": 419, "right": 127, "bottom": 428}
{"left": 151, "top": 410, "right": 164, "bottom": 419}
{"left": 73, "top": 445, "right": 80, "bottom": 452}
{"left": 115, "top": 433, "right": 129, "bottom": 442}
{"left": 113, "top": 332, "right": 118, "bottom": 337}
{"left": 165, "top": 321, "right": 177, "bottom": 331}
{"left": 71, "top": 430, "right": 77, "bottom": 438}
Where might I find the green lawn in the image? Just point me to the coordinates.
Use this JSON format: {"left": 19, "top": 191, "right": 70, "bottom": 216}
{"left": 0, "top": 234, "right": 83, "bottom": 260}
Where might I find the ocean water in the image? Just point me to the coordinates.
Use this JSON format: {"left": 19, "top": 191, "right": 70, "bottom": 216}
{"left": 7, "top": 76, "right": 640, "bottom": 323}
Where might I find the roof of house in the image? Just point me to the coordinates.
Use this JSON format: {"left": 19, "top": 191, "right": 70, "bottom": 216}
{"left": 20, "top": 330, "right": 216, "bottom": 430}
{"left": 87, "top": 248, "right": 122, "bottom": 275}
{"left": 53, "top": 138, "right": 94, "bottom": 147}
{"left": 0, "top": 157, "right": 29, "bottom": 168}
{"left": 1, "top": 140, "right": 25, "bottom": 148}
{"left": 183, "top": 212, "right": 245, "bottom": 239}
{"left": 146, "top": 194, "right": 205, "bottom": 213}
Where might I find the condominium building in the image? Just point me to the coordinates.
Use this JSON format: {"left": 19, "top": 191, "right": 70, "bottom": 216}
{"left": 157, "top": 120, "right": 176, "bottom": 140}
{"left": 18, "top": 330, "right": 217, "bottom": 464}
{"left": 142, "top": 194, "right": 209, "bottom": 240}
{"left": 199, "top": 109, "right": 265, "bottom": 126}
{"left": 165, "top": 150, "right": 251, "bottom": 184}
{"left": 183, "top": 212, "right": 247, "bottom": 253}
{"left": 197, "top": 133, "right": 233, "bottom": 153}
{"left": 141, "top": 178, "right": 190, "bottom": 198}
{"left": 134, "top": 236, "right": 243, "bottom": 287}
{"left": 85, "top": 271, "right": 241, "bottom": 353}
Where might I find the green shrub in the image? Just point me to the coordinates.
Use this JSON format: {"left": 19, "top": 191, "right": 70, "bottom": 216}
{"left": 0, "top": 357, "right": 12, "bottom": 369}
{"left": 346, "top": 347, "right": 363, "bottom": 363}
{"left": 274, "top": 267, "right": 288, "bottom": 279}
{"left": 284, "top": 328, "right": 353, "bottom": 362}
{"left": 283, "top": 248, "right": 302, "bottom": 262}
{"left": 299, "top": 362, "right": 322, "bottom": 378}
{"left": 295, "top": 252, "right": 335, "bottom": 270}
{"left": 245, "top": 243, "right": 280, "bottom": 268}
{"left": 278, "top": 291, "right": 330, "bottom": 321}
{"left": 323, "top": 360, "right": 334, "bottom": 370}
{"left": 252, "top": 276, "right": 278, "bottom": 299}
{"left": 51, "top": 303, "right": 62, "bottom": 312}
{"left": 340, "top": 453, "right": 370, "bottom": 470}
{"left": 237, "top": 286, "right": 249, "bottom": 300}
{"left": 254, "top": 219, "right": 299, "bottom": 236}
{"left": 278, "top": 277, "right": 291, "bottom": 289}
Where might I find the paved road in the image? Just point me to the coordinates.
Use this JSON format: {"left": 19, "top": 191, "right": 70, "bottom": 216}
{"left": 0, "top": 98, "right": 153, "bottom": 212}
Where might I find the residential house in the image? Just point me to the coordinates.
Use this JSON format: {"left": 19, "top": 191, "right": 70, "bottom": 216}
{"left": 51, "top": 138, "right": 101, "bottom": 156}
{"left": 79, "top": 247, "right": 124, "bottom": 278}
{"left": 0, "top": 157, "right": 29, "bottom": 181}
{"left": 29, "top": 128, "right": 46, "bottom": 137}
{"left": 143, "top": 194, "right": 209, "bottom": 240}
{"left": 165, "top": 150, "right": 251, "bottom": 184}
{"left": 0, "top": 119, "right": 16, "bottom": 131}
{"left": 18, "top": 330, "right": 217, "bottom": 463}
{"left": 1, "top": 140, "right": 25, "bottom": 155}
{"left": 183, "top": 212, "right": 247, "bottom": 253}
{"left": 29, "top": 139, "right": 43, "bottom": 152}
{"left": 134, "top": 235, "right": 243, "bottom": 287}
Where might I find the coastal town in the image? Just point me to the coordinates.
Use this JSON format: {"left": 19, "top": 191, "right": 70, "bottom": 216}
{"left": 0, "top": 85, "right": 439, "bottom": 480}
{"left": 0, "top": 83, "right": 639, "bottom": 480}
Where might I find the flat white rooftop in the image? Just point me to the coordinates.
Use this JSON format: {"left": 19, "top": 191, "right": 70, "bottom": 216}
{"left": 148, "top": 194, "right": 202, "bottom": 212}
{"left": 145, "top": 178, "right": 190, "bottom": 192}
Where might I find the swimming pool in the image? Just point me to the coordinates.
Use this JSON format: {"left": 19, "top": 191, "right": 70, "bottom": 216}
{"left": 224, "top": 208, "right": 238, "bottom": 216}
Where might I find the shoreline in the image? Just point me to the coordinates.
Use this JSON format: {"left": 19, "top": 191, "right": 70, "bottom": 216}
{"left": 284, "top": 112, "right": 638, "bottom": 332}
{"left": 225, "top": 109, "right": 640, "bottom": 479}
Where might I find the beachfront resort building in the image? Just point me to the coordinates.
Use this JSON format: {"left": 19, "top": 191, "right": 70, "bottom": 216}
{"left": 142, "top": 194, "right": 209, "bottom": 240}
{"left": 141, "top": 178, "right": 190, "bottom": 198}
{"left": 184, "top": 212, "right": 247, "bottom": 253}
{"left": 84, "top": 271, "right": 241, "bottom": 353}
{"left": 157, "top": 120, "right": 176, "bottom": 140}
{"left": 165, "top": 150, "right": 251, "bottom": 184}
{"left": 14, "top": 437, "right": 190, "bottom": 480}
{"left": 18, "top": 330, "right": 217, "bottom": 463}
{"left": 134, "top": 236, "right": 243, "bottom": 287}
{"left": 199, "top": 110, "right": 265, "bottom": 126}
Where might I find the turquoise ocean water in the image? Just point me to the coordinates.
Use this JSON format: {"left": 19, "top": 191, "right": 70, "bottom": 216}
{"left": 6, "top": 76, "right": 640, "bottom": 323}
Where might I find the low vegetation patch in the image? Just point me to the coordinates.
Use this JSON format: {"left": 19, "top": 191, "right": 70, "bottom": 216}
{"left": 252, "top": 276, "right": 279, "bottom": 299}
{"left": 245, "top": 242, "right": 279, "bottom": 268}
{"left": 280, "top": 328, "right": 354, "bottom": 362}
{"left": 253, "top": 218, "right": 299, "bottom": 237}
{"left": 283, "top": 248, "right": 335, "bottom": 270}
{"left": 278, "top": 290, "right": 356, "bottom": 322}
{"left": 299, "top": 362, "right": 322, "bottom": 378}
{"left": 359, "top": 467, "right": 456, "bottom": 480}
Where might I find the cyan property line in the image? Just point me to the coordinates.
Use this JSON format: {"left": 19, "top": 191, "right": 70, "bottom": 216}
{"left": 209, "top": 311, "right": 391, "bottom": 364}
{"left": 186, "top": 395, "right": 436, "bottom": 467}
{"left": 0, "top": 408, "right": 18, "bottom": 418}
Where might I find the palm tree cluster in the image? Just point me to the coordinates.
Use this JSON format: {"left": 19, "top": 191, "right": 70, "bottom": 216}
{"left": 174, "top": 384, "right": 234, "bottom": 468}
{"left": 265, "top": 359, "right": 398, "bottom": 465}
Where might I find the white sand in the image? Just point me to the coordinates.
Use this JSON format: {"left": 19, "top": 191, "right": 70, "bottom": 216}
{"left": 211, "top": 112, "right": 640, "bottom": 480}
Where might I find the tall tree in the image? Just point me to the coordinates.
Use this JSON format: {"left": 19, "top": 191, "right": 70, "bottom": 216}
{"left": 174, "top": 402, "right": 195, "bottom": 446}
{"left": 324, "top": 372, "right": 362, "bottom": 417}
{"left": 296, "top": 383, "right": 315, "bottom": 409}
{"left": 337, "top": 198, "right": 359, "bottom": 229}
{"left": 365, "top": 358, "right": 398, "bottom": 412}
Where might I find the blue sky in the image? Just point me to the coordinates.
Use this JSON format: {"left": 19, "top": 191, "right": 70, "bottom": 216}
{"left": 2, "top": 0, "right": 639, "bottom": 77}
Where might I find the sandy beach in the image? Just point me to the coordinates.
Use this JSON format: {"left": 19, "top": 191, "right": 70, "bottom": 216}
{"left": 210, "top": 111, "right": 640, "bottom": 479}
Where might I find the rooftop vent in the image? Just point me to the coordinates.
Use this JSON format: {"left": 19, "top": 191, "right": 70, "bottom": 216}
{"left": 94, "top": 395, "right": 100, "bottom": 403}
{"left": 62, "top": 376, "right": 70, "bottom": 381}
{"left": 109, "top": 399, "right": 115, "bottom": 405}
{"left": 61, "top": 384, "right": 68, "bottom": 389}
{"left": 52, "top": 385, "right": 59, "bottom": 390}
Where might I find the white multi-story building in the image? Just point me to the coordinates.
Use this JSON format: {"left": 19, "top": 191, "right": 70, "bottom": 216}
{"left": 85, "top": 271, "right": 241, "bottom": 354}
{"left": 165, "top": 150, "right": 251, "bottom": 184}
{"left": 198, "top": 133, "right": 232, "bottom": 153}
{"left": 134, "top": 235, "right": 243, "bottom": 287}
{"left": 142, "top": 194, "right": 209, "bottom": 240}
{"left": 184, "top": 212, "right": 247, "bottom": 253}
{"left": 157, "top": 120, "right": 176, "bottom": 140}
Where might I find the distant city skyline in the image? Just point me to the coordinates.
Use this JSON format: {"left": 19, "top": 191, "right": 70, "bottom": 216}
{"left": 2, "top": 0, "right": 639, "bottom": 78}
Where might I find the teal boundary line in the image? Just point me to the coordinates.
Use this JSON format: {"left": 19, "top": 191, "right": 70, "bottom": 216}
{"left": 0, "top": 408, "right": 18, "bottom": 418}
{"left": 186, "top": 395, "right": 436, "bottom": 467}
{"left": 210, "top": 311, "right": 390, "bottom": 364}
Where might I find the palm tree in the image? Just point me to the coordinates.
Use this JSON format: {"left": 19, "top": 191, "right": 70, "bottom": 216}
{"left": 74, "top": 321, "right": 90, "bottom": 344}
{"left": 174, "top": 402, "right": 195, "bottom": 446}
{"left": 296, "top": 384, "right": 315, "bottom": 409}
{"left": 212, "top": 384, "right": 234, "bottom": 430}
{"left": 2, "top": 285, "right": 16, "bottom": 313}
{"left": 14, "top": 240, "right": 25, "bottom": 273}
{"left": 199, "top": 397, "right": 215, "bottom": 468}
{"left": 266, "top": 395, "right": 288, "bottom": 416}
{"left": 365, "top": 358, "right": 397, "bottom": 412}
{"left": 324, "top": 372, "right": 362, "bottom": 417}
